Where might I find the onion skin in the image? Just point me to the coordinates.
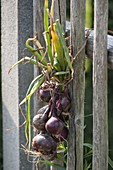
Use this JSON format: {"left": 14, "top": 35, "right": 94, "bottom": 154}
{"left": 32, "top": 114, "right": 46, "bottom": 131}
{"left": 54, "top": 126, "right": 69, "bottom": 142}
{"left": 37, "top": 105, "right": 49, "bottom": 114}
{"left": 55, "top": 86, "right": 71, "bottom": 113}
{"left": 32, "top": 85, "right": 70, "bottom": 159}
{"left": 45, "top": 89, "right": 66, "bottom": 135}
{"left": 32, "top": 134, "right": 57, "bottom": 155}
{"left": 56, "top": 99, "right": 62, "bottom": 114}
{"left": 38, "top": 89, "right": 51, "bottom": 102}
{"left": 32, "top": 105, "right": 50, "bottom": 130}
{"left": 60, "top": 96, "right": 71, "bottom": 112}
{"left": 45, "top": 116, "right": 65, "bottom": 135}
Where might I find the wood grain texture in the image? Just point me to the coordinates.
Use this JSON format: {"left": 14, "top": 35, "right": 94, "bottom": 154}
{"left": 33, "top": 0, "right": 46, "bottom": 112}
{"left": 92, "top": 0, "right": 108, "bottom": 170}
{"left": 54, "top": 0, "right": 66, "bottom": 30}
{"left": 33, "top": 0, "right": 45, "bottom": 45}
{"left": 2, "top": 0, "right": 34, "bottom": 169}
{"left": 66, "top": 21, "right": 113, "bottom": 70}
{"left": 33, "top": 1, "right": 50, "bottom": 170}
{"left": 67, "top": 0, "right": 86, "bottom": 170}
{"left": 51, "top": 1, "right": 66, "bottom": 170}
{"left": 86, "top": 30, "right": 113, "bottom": 69}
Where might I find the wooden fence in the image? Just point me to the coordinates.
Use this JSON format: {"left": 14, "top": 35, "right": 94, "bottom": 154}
{"left": 1, "top": 0, "right": 109, "bottom": 169}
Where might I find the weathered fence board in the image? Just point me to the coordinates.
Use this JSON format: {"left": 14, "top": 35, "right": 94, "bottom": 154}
{"left": 66, "top": 21, "right": 113, "bottom": 70}
{"left": 33, "top": 0, "right": 45, "bottom": 119}
{"left": 92, "top": 0, "right": 108, "bottom": 169}
{"left": 67, "top": 0, "right": 86, "bottom": 170}
{"left": 53, "top": 0, "right": 66, "bottom": 30}
{"left": 50, "top": 1, "right": 66, "bottom": 170}
{"left": 86, "top": 30, "right": 113, "bottom": 69}
{"left": 33, "top": 1, "right": 66, "bottom": 170}
{"left": 1, "top": 0, "right": 34, "bottom": 170}
{"left": 1, "top": 0, "right": 110, "bottom": 169}
{"left": 33, "top": 1, "right": 50, "bottom": 170}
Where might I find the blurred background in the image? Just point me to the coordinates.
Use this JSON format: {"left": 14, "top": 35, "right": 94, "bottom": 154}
{"left": 0, "top": 0, "right": 113, "bottom": 169}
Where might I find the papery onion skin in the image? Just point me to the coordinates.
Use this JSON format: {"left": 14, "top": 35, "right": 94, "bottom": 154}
{"left": 45, "top": 116, "right": 65, "bottom": 135}
{"left": 32, "top": 114, "right": 46, "bottom": 131}
{"left": 32, "top": 105, "right": 50, "bottom": 130}
{"left": 32, "top": 134, "right": 57, "bottom": 155}
{"left": 38, "top": 89, "right": 51, "bottom": 102}
{"left": 54, "top": 126, "right": 69, "bottom": 142}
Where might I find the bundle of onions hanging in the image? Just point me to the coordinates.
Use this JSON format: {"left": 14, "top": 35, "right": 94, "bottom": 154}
{"left": 9, "top": 0, "right": 74, "bottom": 162}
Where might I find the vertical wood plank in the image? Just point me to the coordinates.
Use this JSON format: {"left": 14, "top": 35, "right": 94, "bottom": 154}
{"left": 33, "top": 0, "right": 45, "bottom": 115}
{"left": 2, "top": 1, "right": 19, "bottom": 169}
{"left": 54, "top": 0, "right": 66, "bottom": 30}
{"left": 33, "top": 0, "right": 45, "bottom": 45}
{"left": 18, "top": 1, "right": 34, "bottom": 169}
{"left": 51, "top": 1, "right": 66, "bottom": 170}
{"left": 1, "top": 0, "right": 34, "bottom": 169}
{"left": 33, "top": 1, "right": 50, "bottom": 170}
{"left": 92, "top": 0, "right": 108, "bottom": 170}
{"left": 67, "top": 0, "right": 86, "bottom": 170}
{"left": 33, "top": 1, "right": 66, "bottom": 169}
